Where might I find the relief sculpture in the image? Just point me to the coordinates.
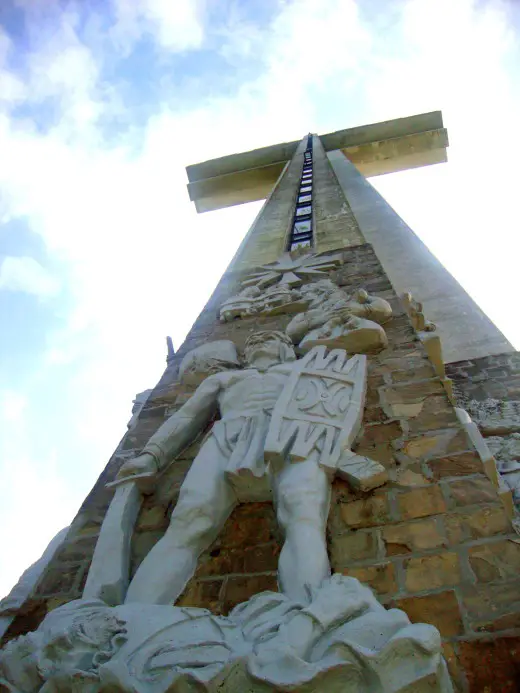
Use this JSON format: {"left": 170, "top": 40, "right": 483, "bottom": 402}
{"left": 107, "top": 331, "right": 388, "bottom": 607}
{"left": 0, "top": 332, "right": 453, "bottom": 692}
{"left": 285, "top": 280, "right": 391, "bottom": 353}
{"left": 0, "top": 250, "right": 457, "bottom": 692}
{"left": 219, "top": 252, "right": 343, "bottom": 323}
{"left": 220, "top": 252, "right": 393, "bottom": 357}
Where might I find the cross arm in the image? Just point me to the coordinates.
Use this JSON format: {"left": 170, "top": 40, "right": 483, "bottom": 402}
{"left": 186, "top": 111, "right": 448, "bottom": 213}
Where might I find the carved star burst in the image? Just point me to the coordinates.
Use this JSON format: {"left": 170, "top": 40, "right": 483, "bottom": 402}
{"left": 242, "top": 252, "right": 343, "bottom": 289}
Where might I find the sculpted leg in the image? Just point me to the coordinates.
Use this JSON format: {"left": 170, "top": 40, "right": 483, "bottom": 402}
{"left": 125, "top": 437, "right": 236, "bottom": 605}
{"left": 273, "top": 458, "right": 331, "bottom": 603}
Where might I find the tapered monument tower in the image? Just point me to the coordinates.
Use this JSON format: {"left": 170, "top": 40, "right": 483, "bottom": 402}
{"left": 2, "top": 112, "right": 520, "bottom": 693}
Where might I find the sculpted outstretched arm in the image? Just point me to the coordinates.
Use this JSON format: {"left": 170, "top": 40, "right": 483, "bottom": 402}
{"left": 118, "top": 375, "right": 221, "bottom": 479}
{"left": 143, "top": 375, "right": 221, "bottom": 469}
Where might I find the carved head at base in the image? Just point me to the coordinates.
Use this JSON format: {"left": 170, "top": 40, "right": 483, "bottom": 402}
{"left": 0, "top": 576, "right": 453, "bottom": 693}
{"left": 0, "top": 600, "right": 126, "bottom": 693}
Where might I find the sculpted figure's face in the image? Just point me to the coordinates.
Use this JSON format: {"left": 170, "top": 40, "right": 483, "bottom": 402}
{"left": 246, "top": 336, "right": 282, "bottom": 366}
{"left": 0, "top": 633, "right": 42, "bottom": 693}
{"left": 244, "top": 333, "right": 295, "bottom": 370}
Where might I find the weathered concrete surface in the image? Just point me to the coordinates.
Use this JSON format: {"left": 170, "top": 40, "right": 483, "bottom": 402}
{"left": 227, "top": 141, "right": 304, "bottom": 273}
{"left": 342, "top": 129, "right": 447, "bottom": 177}
{"left": 187, "top": 112, "right": 447, "bottom": 212}
{"left": 327, "top": 150, "right": 513, "bottom": 363}
{"left": 187, "top": 160, "right": 287, "bottom": 213}
{"left": 447, "top": 352, "right": 520, "bottom": 511}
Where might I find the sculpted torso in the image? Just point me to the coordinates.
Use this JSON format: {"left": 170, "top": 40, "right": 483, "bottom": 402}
{"left": 216, "top": 365, "right": 292, "bottom": 418}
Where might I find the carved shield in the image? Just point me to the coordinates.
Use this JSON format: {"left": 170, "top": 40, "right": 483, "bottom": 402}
{"left": 265, "top": 346, "right": 367, "bottom": 472}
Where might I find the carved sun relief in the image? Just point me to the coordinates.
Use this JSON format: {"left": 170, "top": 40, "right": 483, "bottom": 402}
{"left": 221, "top": 252, "right": 393, "bottom": 356}
{"left": 220, "top": 252, "right": 344, "bottom": 323}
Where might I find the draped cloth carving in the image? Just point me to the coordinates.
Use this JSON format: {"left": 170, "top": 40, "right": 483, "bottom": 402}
{"left": 0, "top": 576, "right": 453, "bottom": 692}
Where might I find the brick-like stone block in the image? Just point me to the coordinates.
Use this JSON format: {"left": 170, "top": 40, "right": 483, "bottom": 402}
{"left": 406, "top": 396, "right": 459, "bottom": 433}
{"left": 342, "top": 562, "right": 397, "bottom": 596}
{"left": 442, "top": 643, "right": 463, "bottom": 693}
{"left": 155, "top": 459, "right": 192, "bottom": 506}
{"left": 397, "top": 485, "right": 446, "bottom": 520}
{"left": 131, "top": 531, "right": 164, "bottom": 576}
{"left": 54, "top": 536, "right": 98, "bottom": 563}
{"left": 221, "top": 574, "right": 278, "bottom": 614}
{"left": 358, "top": 421, "right": 403, "bottom": 445}
{"left": 243, "top": 543, "right": 281, "bottom": 574}
{"left": 121, "top": 415, "right": 166, "bottom": 451}
{"left": 458, "top": 637, "right": 520, "bottom": 692}
{"left": 219, "top": 504, "right": 278, "bottom": 548}
{"left": 427, "top": 452, "right": 484, "bottom": 480}
{"left": 394, "top": 467, "right": 431, "bottom": 487}
{"left": 330, "top": 530, "right": 381, "bottom": 568}
{"left": 0, "top": 599, "right": 48, "bottom": 647}
{"left": 390, "top": 364, "right": 437, "bottom": 383}
{"left": 196, "top": 548, "right": 240, "bottom": 578}
{"left": 448, "top": 477, "right": 499, "bottom": 506}
{"left": 137, "top": 505, "right": 170, "bottom": 531}
{"left": 445, "top": 506, "right": 511, "bottom": 544}
{"left": 363, "top": 406, "right": 388, "bottom": 424}
{"left": 380, "top": 379, "right": 445, "bottom": 405}
{"left": 339, "top": 494, "right": 390, "bottom": 529}
{"left": 382, "top": 518, "right": 445, "bottom": 556}
{"left": 352, "top": 441, "right": 396, "bottom": 466}
{"left": 404, "top": 552, "right": 461, "bottom": 592}
{"left": 469, "top": 539, "right": 520, "bottom": 582}
{"left": 394, "top": 591, "right": 463, "bottom": 636}
{"left": 35, "top": 562, "right": 86, "bottom": 597}
{"left": 460, "top": 581, "right": 520, "bottom": 632}
{"left": 177, "top": 578, "right": 223, "bottom": 613}
{"left": 400, "top": 429, "right": 469, "bottom": 461}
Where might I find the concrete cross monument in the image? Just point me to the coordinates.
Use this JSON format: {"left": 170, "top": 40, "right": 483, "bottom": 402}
{"left": 2, "top": 112, "right": 518, "bottom": 692}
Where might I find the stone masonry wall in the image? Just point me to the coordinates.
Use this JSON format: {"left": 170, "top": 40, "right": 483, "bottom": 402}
{"left": 3, "top": 245, "right": 520, "bottom": 691}
{"left": 446, "top": 353, "right": 520, "bottom": 512}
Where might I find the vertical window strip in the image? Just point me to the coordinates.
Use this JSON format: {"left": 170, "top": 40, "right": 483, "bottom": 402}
{"left": 288, "top": 134, "right": 314, "bottom": 251}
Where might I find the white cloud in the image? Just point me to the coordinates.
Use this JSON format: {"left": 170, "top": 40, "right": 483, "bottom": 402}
{"left": 0, "top": 391, "right": 26, "bottom": 423}
{"left": 110, "top": 0, "right": 206, "bottom": 54}
{"left": 0, "top": 446, "right": 78, "bottom": 598}
{"left": 0, "top": 71, "right": 26, "bottom": 105}
{"left": 0, "top": 256, "right": 60, "bottom": 299}
{"left": 365, "top": 0, "right": 520, "bottom": 344}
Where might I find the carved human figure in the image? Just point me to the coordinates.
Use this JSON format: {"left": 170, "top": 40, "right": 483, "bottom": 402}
{"left": 116, "top": 331, "right": 386, "bottom": 607}
{"left": 286, "top": 280, "right": 392, "bottom": 351}
{"left": 299, "top": 313, "right": 388, "bottom": 353}
{"left": 219, "top": 283, "right": 304, "bottom": 322}
{"left": 219, "top": 284, "right": 262, "bottom": 321}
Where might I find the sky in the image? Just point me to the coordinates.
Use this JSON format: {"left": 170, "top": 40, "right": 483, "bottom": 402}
{"left": 1, "top": 0, "right": 520, "bottom": 598}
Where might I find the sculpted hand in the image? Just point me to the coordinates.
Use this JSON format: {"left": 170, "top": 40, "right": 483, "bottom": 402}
{"left": 116, "top": 453, "right": 158, "bottom": 480}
